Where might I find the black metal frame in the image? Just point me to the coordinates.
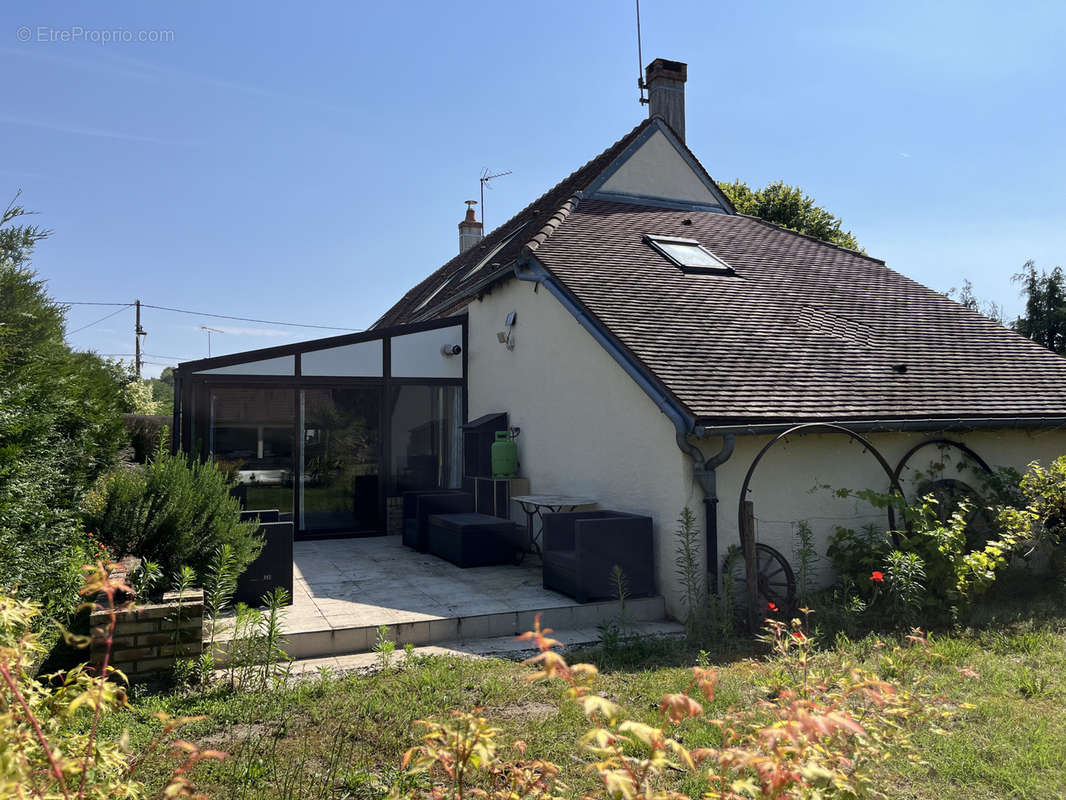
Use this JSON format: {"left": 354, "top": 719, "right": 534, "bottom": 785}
{"left": 173, "top": 315, "right": 468, "bottom": 540}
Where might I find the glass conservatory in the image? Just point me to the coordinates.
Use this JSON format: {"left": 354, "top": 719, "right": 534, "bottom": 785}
{"left": 173, "top": 316, "right": 466, "bottom": 539}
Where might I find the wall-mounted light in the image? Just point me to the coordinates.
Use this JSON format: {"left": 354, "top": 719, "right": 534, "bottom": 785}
{"left": 496, "top": 310, "right": 516, "bottom": 351}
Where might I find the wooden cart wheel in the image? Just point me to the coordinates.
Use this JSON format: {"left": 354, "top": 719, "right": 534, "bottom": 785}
{"left": 731, "top": 543, "right": 798, "bottom": 614}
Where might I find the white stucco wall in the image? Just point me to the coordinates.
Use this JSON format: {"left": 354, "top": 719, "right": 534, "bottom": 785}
{"left": 465, "top": 277, "right": 1066, "bottom": 617}
{"left": 705, "top": 427, "right": 1066, "bottom": 589}
{"left": 464, "top": 279, "right": 700, "bottom": 616}
{"left": 598, "top": 129, "right": 721, "bottom": 206}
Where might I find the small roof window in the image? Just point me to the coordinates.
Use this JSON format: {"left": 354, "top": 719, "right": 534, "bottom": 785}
{"left": 644, "top": 234, "right": 734, "bottom": 275}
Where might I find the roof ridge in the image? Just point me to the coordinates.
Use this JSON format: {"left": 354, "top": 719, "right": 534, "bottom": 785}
{"left": 373, "top": 118, "right": 655, "bottom": 329}
{"left": 737, "top": 212, "right": 885, "bottom": 265}
{"left": 524, "top": 193, "right": 581, "bottom": 253}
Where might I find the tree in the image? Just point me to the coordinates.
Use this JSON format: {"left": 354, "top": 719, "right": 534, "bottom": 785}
{"left": 947, "top": 279, "right": 1005, "bottom": 323}
{"left": 0, "top": 194, "right": 128, "bottom": 623}
{"left": 1012, "top": 260, "right": 1066, "bottom": 355}
{"left": 719, "top": 180, "right": 861, "bottom": 251}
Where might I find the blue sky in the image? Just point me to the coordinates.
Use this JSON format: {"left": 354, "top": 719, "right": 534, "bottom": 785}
{"left": 3, "top": 0, "right": 1064, "bottom": 377}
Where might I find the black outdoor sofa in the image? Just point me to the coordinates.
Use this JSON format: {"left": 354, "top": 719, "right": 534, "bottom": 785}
{"left": 541, "top": 510, "right": 655, "bottom": 602}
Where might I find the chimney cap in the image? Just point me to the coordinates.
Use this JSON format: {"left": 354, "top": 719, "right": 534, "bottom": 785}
{"left": 645, "top": 58, "right": 687, "bottom": 84}
{"left": 460, "top": 200, "right": 481, "bottom": 228}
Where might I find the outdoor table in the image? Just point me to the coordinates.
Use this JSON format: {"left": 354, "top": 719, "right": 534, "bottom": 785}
{"left": 512, "top": 494, "right": 596, "bottom": 554}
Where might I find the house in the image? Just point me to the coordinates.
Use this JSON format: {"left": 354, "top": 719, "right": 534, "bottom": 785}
{"left": 174, "top": 58, "right": 1066, "bottom": 619}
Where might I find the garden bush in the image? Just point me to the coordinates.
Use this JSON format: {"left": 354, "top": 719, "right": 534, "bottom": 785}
{"left": 818, "top": 460, "right": 1066, "bottom": 632}
{"left": 83, "top": 441, "right": 262, "bottom": 586}
{"left": 1, "top": 199, "right": 128, "bottom": 626}
{"left": 998, "top": 455, "right": 1066, "bottom": 575}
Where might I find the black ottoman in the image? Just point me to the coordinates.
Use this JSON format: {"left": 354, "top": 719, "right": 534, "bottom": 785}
{"left": 404, "top": 491, "right": 474, "bottom": 552}
{"left": 427, "top": 513, "right": 523, "bottom": 568}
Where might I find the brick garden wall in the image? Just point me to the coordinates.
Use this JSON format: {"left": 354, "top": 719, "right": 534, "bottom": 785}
{"left": 90, "top": 584, "right": 204, "bottom": 681}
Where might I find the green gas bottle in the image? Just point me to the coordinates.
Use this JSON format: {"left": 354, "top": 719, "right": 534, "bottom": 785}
{"left": 491, "top": 430, "right": 518, "bottom": 478}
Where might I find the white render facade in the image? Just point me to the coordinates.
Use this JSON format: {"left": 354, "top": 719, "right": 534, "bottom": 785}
{"left": 462, "top": 277, "right": 1066, "bottom": 617}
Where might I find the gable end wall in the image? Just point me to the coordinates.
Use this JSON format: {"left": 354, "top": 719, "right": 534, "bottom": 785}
{"left": 465, "top": 278, "right": 694, "bottom": 617}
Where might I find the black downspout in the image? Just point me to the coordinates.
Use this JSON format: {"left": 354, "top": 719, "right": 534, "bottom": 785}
{"left": 676, "top": 431, "right": 735, "bottom": 594}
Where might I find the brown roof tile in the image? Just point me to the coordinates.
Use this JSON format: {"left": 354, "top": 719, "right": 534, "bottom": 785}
{"left": 534, "top": 198, "right": 1066, "bottom": 423}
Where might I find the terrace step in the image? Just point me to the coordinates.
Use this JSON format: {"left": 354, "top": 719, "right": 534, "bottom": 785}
{"left": 278, "top": 595, "right": 668, "bottom": 660}
{"left": 282, "top": 618, "right": 687, "bottom": 677}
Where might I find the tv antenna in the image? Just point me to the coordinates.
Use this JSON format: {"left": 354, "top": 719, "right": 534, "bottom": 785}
{"left": 635, "top": 0, "right": 648, "bottom": 105}
{"left": 479, "top": 168, "right": 511, "bottom": 231}
{"left": 200, "top": 325, "right": 224, "bottom": 357}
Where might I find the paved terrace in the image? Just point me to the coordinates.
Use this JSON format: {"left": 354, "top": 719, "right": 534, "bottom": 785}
{"left": 263, "top": 536, "right": 672, "bottom": 659}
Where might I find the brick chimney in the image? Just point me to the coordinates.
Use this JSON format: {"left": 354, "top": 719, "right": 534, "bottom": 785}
{"left": 458, "top": 200, "right": 483, "bottom": 253}
{"left": 645, "top": 58, "right": 687, "bottom": 142}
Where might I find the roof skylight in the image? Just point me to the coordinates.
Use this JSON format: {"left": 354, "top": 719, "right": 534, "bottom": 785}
{"left": 644, "top": 234, "right": 734, "bottom": 275}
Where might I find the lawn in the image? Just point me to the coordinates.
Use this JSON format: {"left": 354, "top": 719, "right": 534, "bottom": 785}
{"left": 108, "top": 575, "right": 1066, "bottom": 800}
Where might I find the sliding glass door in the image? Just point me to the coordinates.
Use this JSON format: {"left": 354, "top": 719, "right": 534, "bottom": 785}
{"left": 388, "top": 385, "right": 463, "bottom": 493}
{"left": 209, "top": 387, "right": 296, "bottom": 515}
{"left": 299, "top": 387, "right": 381, "bottom": 533}
{"left": 204, "top": 382, "right": 460, "bottom": 536}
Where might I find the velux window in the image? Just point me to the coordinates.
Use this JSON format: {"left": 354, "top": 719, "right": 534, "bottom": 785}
{"left": 644, "top": 234, "right": 734, "bottom": 275}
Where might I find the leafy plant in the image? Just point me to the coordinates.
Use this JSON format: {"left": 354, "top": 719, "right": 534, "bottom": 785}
{"left": 0, "top": 564, "right": 222, "bottom": 797}
{"left": 674, "top": 507, "right": 703, "bottom": 620}
{"left": 130, "top": 557, "right": 163, "bottom": 601}
{"left": 374, "top": 625, "right": 396, "bottom": 671}
{"left": 396, "top": 615, "right": 941, "bottom": 800}
{"left": 223, "top": 594, "right": 291, "bottom": 692}
{"left": 793, "top": 520, "right": 818, "bottom": 605}
{"left": 883, "top": 550, "right": 927, "bottom": 623}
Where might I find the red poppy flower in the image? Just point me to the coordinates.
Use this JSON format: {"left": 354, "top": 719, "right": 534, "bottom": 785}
{"left": 792, "top": 632, "right": 806, "bottom": 642}
{"left": 766, "top": 602, "right": 778, "bottom": 612}
{"left": 870, "top": 571, "right": 885, "bottom": 583}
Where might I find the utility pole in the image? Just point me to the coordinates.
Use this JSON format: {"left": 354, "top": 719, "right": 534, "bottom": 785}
{"left": 134, "top": 299, "right": 145, "bottom": 378}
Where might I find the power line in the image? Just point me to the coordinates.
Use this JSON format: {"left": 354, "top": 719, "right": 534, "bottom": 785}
{"left": 57, "top": 300, "right": 359, "bottom": 331}
{"left": 140, "top": 302, "right": 360, "bottom": 331}
{"left": 93, "top": 352, "right": 191, "bottom": 361}
{"left": 57, "top": 301, "right": 132, "bottom": 306}
{"left": 67, "top": 304, "right": 132, "bottom": 335}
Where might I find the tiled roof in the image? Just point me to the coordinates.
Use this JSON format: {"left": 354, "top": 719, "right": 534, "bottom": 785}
{"left": 372, "top": 119, "right": 657, "bottom": 329}
{"left": 533, "top": 198, "right": 1066, "bottom": 423}
{"left": 375, "top": 120, "right": 1066, "bottom": 425}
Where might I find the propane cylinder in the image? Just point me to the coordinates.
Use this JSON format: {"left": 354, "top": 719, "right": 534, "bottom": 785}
{"left": 491, "top": 430, "right": 518, "bottom": 478}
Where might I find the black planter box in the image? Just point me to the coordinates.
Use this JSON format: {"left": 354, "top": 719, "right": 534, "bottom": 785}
{"left": 461, "top": 413, "right": 508, "bottom": 478}
{"left": 235, "top": 518, "right": 294, "bottom": 607}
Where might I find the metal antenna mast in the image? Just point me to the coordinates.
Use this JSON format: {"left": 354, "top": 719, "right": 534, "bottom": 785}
{"left": 635, "top": 0, "right": 648, "bottom": 105}
{"left": 479, "top": 168, "right": 512, "bottom": 231}
{"left": 200, "top": 325, "right": 223, "bottom": 357}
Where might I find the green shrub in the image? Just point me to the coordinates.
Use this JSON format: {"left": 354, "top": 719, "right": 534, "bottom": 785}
{"left": 999, "top": 456, "right": 1066, "bottom": 554}
{"left": 84, "top": 442, "right": 262, "bottom": 584}
{"left": 1, "top": 201, "right": 127, "bottom": 626}
{"left": 826, "top": 490, "right": 1024, "bottom": 629}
